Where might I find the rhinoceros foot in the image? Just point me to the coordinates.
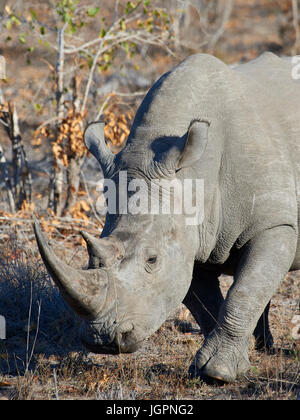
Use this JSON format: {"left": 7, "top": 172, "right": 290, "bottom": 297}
{"left": 189, "top": 329, "right": 250, "bottom": 383}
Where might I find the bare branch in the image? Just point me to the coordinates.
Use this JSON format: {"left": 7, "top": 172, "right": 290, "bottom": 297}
{"left": 207, "top": 0, "right": 234, "bottom": 52}
{"left": 35, "top": 117, "right": 64, "bottom": 133}
{"left": 0, "top": 118, "right": 9, "bottom": 127}
{"left": 81, "top": 39, "right": 105, "bottom": 115}
{"left": 95, "top": 94, "right": 113, "bottom": 121}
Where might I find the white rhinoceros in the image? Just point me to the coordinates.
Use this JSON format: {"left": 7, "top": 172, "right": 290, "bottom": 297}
{"left": 35, "top": 52, "right": 300, "bottom": 382}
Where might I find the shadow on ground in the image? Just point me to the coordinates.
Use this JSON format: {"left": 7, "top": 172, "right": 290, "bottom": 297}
{"left": 0, "top": 241, "right": 84, "bottom": 376}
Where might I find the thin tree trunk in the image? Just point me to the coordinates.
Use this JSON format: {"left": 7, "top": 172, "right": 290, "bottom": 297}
{"left": 0, "top": 96, "right": 31, "bottom": 210}
{"left": 63, "top": 76, "right": 83, "bottom": 216}
{"left": 49, "top": 23, "right": 67, "bottom": 216}
{"left": 20, "top": 143, "right": 32, "bottom": 204}
{"left": 0, "top": 143, "right": 16, "bottom": 212}
{"left": 8, "top": 101, "right": 25, "bottom": 207}
{"left": 63, "top": 156, "right": 82, "bottom": 215}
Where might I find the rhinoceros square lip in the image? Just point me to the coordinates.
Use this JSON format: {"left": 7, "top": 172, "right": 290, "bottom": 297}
{"left": 80, "top": 336, "right": 144, "bottom": 355}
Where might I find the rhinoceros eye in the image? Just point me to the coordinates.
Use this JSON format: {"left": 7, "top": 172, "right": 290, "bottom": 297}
{"left": 145, "top": 255, "right": 159, "bottom": 273}
{"left": 147, "top": 256, "right": 157, "bottom": 265}
{"left": 141, "top": 248, "right": 160, "bottom": 273}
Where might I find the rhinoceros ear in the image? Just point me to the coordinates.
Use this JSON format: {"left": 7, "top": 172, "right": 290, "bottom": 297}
{"left": 177, "top": 120, "right": 210, "bottom": 170}
{"left": 84, "top": 122, "right": 115, "bottom": 177}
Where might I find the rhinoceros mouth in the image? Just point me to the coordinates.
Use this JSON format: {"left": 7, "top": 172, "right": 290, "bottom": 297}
{"left": 79, "top": 318, "right": 144, "bottom": 354}
{"left": 80, "top": 337, "right": 121, "bottom": 355}
{"left": 80, "top": 333, "right": 143, "bottom": 354}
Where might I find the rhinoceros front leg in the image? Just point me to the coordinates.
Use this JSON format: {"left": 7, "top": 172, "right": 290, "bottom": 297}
{"left": 183, "top": 265, "right": 223, "bottom": 337}
{"left": 191, "top": 225, "right": 297, "bottom": 383}
{"left": 183, "top": 265, "right": 274, "bottom": 349}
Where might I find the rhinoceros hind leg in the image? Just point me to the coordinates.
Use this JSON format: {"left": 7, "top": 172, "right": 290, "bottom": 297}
{"left": 182, "top": 265, "right": 223, "bottom": 337}
{"left": 253, "top": 301, "right": 274, "bottom": 352}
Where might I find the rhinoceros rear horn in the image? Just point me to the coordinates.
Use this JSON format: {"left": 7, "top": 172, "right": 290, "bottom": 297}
{"left": 84, "top": 121, "right": 115, "bottom": 177}
{"left": 34, "top": 222, "right": 108, "bottom": 320}
{"left": 80, "top": 231, "right": 125, "bottom": 265}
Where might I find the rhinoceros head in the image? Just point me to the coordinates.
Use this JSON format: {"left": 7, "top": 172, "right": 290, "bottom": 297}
{"left": 34, "top": 119, "right": 211, "bottom": 354}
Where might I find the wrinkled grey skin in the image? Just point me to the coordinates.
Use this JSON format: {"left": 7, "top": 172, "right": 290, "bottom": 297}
{"left": 35, "top": 52, "right": 300, "bottom": 383}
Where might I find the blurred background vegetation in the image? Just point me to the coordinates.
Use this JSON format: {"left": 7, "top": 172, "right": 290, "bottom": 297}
{"left": 0, "top": 0, "right": 298, "bottom": 239}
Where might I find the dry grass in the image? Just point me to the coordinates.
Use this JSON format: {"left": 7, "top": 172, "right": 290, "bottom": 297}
{"left": 0, "top": 237, "right": 299, "bottom": 400}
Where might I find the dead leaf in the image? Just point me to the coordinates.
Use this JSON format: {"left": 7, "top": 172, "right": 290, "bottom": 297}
{"left": 0, "top": 381, "right": 12, "bottom": 389}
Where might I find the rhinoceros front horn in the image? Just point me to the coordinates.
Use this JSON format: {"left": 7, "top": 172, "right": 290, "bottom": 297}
{"left": 33, "top": 222, "right": 108, "bottom": 320}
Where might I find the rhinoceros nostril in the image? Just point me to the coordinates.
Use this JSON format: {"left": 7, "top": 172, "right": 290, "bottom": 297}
{"left": 119, "top": 330, "right": 141, "bottom": 353}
